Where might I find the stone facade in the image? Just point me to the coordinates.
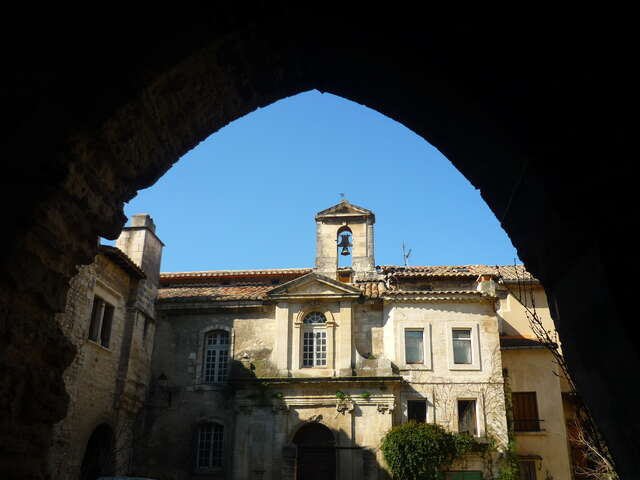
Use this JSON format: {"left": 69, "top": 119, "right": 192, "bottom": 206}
{"left": 137, "top": 201, "right": 573, "bottom": 480}
{"left": 49, "top": 214, "right": 163, "bottom": 480}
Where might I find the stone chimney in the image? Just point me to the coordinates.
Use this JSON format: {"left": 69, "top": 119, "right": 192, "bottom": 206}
{"left": 116, "top": 214, "right": 164, "bottom": 317}
{"left": 476, "top": 274, "right": 497, "bottom": 297}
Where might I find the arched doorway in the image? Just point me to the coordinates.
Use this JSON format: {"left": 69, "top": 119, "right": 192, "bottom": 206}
{"left": 79, "top": 424, "right": 115, "bottom": 480}
{"left": 293, "top": 422, "right": 336, "bottom": 480}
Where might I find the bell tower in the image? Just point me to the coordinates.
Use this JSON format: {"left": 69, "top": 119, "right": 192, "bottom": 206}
{"left": 314, "top": 200, "right": 376, "bottom": 280}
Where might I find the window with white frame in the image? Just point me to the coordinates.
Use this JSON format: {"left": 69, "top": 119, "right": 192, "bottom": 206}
{"left": 88, "top": 295, "right": 115, "bottom": 348}
{"left": 404, "top": 329, "right": 424, "bottom": 364}
{"left": 302, "top": 312, "right": 327, "bottom": 367}
{"left": 448, "top": 323, "right": 481, "bottom": 370}
{"left": 452, "top": 329, "right": 472, "bottom": 364}
{"left": 203, "top": 331, "right": 230, "bottom": 383}
{"left": 196, "top": 422, "right": 224, "bottom": 470}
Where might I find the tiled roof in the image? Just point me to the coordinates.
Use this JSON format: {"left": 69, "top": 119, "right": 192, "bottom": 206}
{"left": 356, "top": 281, "right": 387, "bottom": 298}
{"left": 160, "top": 268, "right": 311, "bottom": 280}
{"left": 384, "top": 289, "right": 482, "bottom": 296}
{"left": 157, "top": 284, "right": 273, "bottom": 302}
{"left": 379, "top": 264, "right": 534, "bottom": 281}
{"left": 157, "top": 264, "right": 535, "bottom": 302}
{"left": 381, "top": 290, "right": 487, "bottom": 302}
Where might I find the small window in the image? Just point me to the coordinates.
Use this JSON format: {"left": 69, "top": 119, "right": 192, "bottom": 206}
{"left": 517, "top": 460, "right": 537, "bottom": 480}
{"left": 407, "top": 400, "right": 427, "bottom": 422}
{"left": 88, "top": 295, "right": 115, "bottom": 348}
{"left": 405, "top": 330, "right": 424, "bottom": 364}
{"left": 196, "top": 422, "right": 224, "bottom": 470}
{"left": 512, "top": 392, "right": 541, "bottom": 432}
{"left": 203, "top": 331, "right": 230, "bottom": 384}
{"left": 457, "top": 399, "right": 477, "bottom": 436}
{"left": 302, "top": 312, "right": 327, "bottom": 367}
{"left": 452, "top": 329, "right": 472, "bottom": 364}
{"left": 143, "top": 315, "right": 151, "bottom": 341}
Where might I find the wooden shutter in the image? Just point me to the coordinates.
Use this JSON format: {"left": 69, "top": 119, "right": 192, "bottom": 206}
{"left": 512, "top": 392, "right": 540, "bottom": 431}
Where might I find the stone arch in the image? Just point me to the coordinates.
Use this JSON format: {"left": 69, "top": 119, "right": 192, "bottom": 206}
{"left": 79, "top": 423, "right": 115, "bottom": 480}
{"left": 292, "top": 422, "right": 336, "bottom": 480}
{"left": 1, "top": 9, "right": 636, "bottom": 478}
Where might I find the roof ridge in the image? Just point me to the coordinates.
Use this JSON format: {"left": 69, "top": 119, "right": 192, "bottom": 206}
{"left": 161, "top": 268, "right": 312, "bottom": 276}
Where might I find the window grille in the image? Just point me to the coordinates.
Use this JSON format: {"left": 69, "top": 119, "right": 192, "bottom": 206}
{"left": 203, "top": 331, "right": 230, "bottom": 383}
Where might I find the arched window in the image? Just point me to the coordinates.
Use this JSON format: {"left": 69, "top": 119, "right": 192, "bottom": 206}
{"left": 302, "top": 312, "right": 327, "bottom": 367}
{"left": 196, "top": 422, "right": 224, "bottom": 470}
{"left": 203, "top": 330, "right": 229, "bottom": 383}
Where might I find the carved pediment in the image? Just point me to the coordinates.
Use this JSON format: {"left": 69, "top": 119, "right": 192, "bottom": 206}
{"left": 315, "top": 200, "right": 374, "bottom": 221}
{"left": 267, "top": 273, "right": 361, "bottom": 299}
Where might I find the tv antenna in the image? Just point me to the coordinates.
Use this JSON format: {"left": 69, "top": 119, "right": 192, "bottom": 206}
{"left": 402, "top": 242, "right": 412, "bottom": 266}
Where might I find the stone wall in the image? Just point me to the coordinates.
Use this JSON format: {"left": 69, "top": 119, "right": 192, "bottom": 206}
{"left": 49, "top": 255, "right": 136, "bottom": 479}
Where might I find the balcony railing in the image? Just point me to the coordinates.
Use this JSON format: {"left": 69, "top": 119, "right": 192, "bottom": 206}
{"left": 513, "top": 418, "right": 544, "bottom": 432}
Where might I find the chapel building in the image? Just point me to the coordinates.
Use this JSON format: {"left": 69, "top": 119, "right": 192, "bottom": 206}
{"left": 139, "top": 201, "right": 573, "bottom": 480}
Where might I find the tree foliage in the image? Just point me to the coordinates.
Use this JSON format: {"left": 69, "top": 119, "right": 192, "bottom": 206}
{"left": 380, "top": 422, "right": 475, "bottom": 480}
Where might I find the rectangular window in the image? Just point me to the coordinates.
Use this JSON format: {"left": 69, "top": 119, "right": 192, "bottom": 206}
{"left": 518, "top": 460, "right": 537, "bottom": 480}
{"left": 452, "top": 329, "right": 472, "bottom": 364}
{"left": 407, "top": 400, "right": 427, "bottom": 422}
{"left": 196, "top": 423, "right": 224, "bottom": 469}
{"left": 302, "top": 330, "right": 326, "bottom": 367}
{"left": 457, "top": 399, "right": 477, "bottom": 436}
{"left": 203, "top": 331, "right": 230, "bottom": 384}
{"left": 88, "top": 295, "right": 114, "bottom": 348}
{"left": 512, "top": 392, "right": 541, "bottom": 432}
{"left": 405, "top": 329, "right": 424, "bottom": 364}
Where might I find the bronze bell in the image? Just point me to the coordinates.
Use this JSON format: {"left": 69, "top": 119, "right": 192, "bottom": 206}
{"left": 337, "top": 234, "right": 352, "bottom": 256}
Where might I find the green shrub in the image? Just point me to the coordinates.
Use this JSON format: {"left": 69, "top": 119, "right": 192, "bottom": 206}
{"left": 381, "top": 423, "right": 475, "bottom": 480}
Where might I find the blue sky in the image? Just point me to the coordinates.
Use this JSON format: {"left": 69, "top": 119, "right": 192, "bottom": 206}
{"left": 112, "top": 90, "right": 519, "bottom": 273}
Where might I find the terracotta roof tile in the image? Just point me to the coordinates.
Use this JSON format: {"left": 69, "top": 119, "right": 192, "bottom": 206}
{"left": 161, "top": 268, "right": 311, "bottom": 279}
{"left": 379, "top": 264, "right": 534, "bottom": 281}
{"left": 356, "top": 281, "right": 387, "bottom": 298}
{"left": 158, "top": 284, "right": 273, "bottom": 302}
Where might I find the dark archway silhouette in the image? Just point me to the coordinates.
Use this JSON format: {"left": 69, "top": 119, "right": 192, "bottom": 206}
{"left": 293, "top": 423, "right": 336, "bottom": 480}
{"left": 1, "top": 8, "right": 636, "bottom": 478}
{"left": 80, "top": 424, "right": 115, "bottom": 480}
